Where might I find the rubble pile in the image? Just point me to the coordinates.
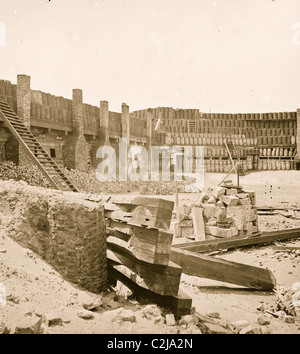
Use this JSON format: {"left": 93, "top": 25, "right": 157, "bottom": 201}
{"left": 139, "top": 181, "right": 189, "bottom": 195}
{"left": 0, "top": 161, "right": 139, "bottom": 194}
{"left": 0, "top": 161, "right": 50, "bottom": 188}
{"left": 174, "top": 183, "right": 258, "bottom": 239}
{"left": 267, "top": 287, "right": 300, "bottom": 322}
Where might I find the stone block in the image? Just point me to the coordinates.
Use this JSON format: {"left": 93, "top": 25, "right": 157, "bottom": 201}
{"left": 191, "top": 206, "right": 205, "bottom": 241}
{"left": 239, "top": 198, "right": 251, "bottom": 205}
{"left": 174, "top": 222, "right": 182, "bottom": 238}
{"left": 206, "top": 219, "right": 217, "bottom": 226}
{"left": 244, "top": 222, "right": 253, "bottom": 236}
{"left": 176, "top": 205, "right": 191, "bottom": 221}
{"left": 207, "top": 196, "right": 216, "bottom": 204}
{"left": 200, "top": 322, "right": 230, "bottom": 334}
{"left": 246, "top": 208, "right": 256, "bottom": 222}
{"left": 14, "top": 316, "right": 42, "bottom": 334}
{"left": 252, "top": 223, "right": 258, "bottom": 233}
{"left": 203, "top": 204, "right": 218, "bottom": 219}
{"left": 236, "top": 193, "right": 250, "bottom": 199}
{"left": 205, "top": 226, "right": 238, "bottom": 238}
{"left": 226, "top": 188, "right": 238, "bottom": 195}
{"left": 221, "top": 195, "right": 239, "bottom": 206}
{"left": 227, "top": 205, "right": 246, "bottom": 230}
{"left": 166, "top": 314, "right": 176, "bottom": 326}
{"left": 212, "top": 187, "right": 226, "bottom": 200}
{"left": 181, "top": 226, "right": 194, "bottom": 238}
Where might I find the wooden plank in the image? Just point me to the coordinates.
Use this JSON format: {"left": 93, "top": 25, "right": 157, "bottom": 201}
{"left": 108, "top": 261, "right": 180, "bottom": 296}
{"left": 104, "top": 209, "right": 133, "bottom": 222}
{"left": 257, "top": 206, "right": 300, "bottom": 212}
{"left": 190, "top": 206, "right": 206, "bottom": 241}
{"left": 170, "top": 247, "right": 276, "bottom": 291}
{"left": 272, "top": 245, "right": 300, "bottom": 251}
{"left": 106, "top": 223, "right": 173, "bottom": 264}
{"left": 173, "top": 228, "right": 300, "bottom": 254}
{"left": 107, "top": 264, "right": 192, "bottom": 318}
{"left": 106, "top": 226, "right": 132, "bottom": 242}
{"left": 107, "top": 248, "right": 181, "bottom": 296}
{"left": 131, "top": 196, "right": 174, "bottom": 210}
{"left": 107, "top": 237, "right": 182, "bottom": 276}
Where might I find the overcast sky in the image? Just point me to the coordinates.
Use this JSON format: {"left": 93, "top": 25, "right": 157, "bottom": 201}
{"left": 0, "top": 0, "right": 299, "bottom": 113}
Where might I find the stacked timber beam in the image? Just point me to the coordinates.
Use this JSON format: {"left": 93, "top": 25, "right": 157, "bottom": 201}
{"left": 102, "top": 195, "right": 277, "bottom": 306}
{"left": 105, "top": 196, "right": 192, "bottom": 317}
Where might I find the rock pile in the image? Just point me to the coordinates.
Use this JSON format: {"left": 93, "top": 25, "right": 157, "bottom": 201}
{"left": 174, "top": 184, "right": 258, "bottom": 239}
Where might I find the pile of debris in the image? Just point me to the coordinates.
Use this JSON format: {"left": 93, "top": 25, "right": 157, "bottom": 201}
{"left": 263, "top": 286, "right": 300, "bottom": 324}
{"left": 174, "top": 183, "right": 258, "bottom": 240}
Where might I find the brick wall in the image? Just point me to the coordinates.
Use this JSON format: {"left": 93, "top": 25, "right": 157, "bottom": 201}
{"left": 0, "top": 181, "right": 107, "bottom": 293}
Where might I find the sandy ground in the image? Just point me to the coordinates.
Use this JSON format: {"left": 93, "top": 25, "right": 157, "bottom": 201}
{"left": 0, "top": 170, "right": 300, "bottom": 334}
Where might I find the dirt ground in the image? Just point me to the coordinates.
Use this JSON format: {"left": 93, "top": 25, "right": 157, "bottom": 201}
{"left": 0, "top": 170, "right": 300, "bottom": 334}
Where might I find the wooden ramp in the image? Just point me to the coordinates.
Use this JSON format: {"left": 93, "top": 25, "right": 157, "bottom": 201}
{"left": 0, "top": 100, "right": 77, "bottom": 192}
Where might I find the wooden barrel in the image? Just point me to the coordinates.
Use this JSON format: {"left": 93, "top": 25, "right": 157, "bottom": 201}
{"left": 215, "top": 160, "right": 219, "bottom": 172}
{"left": 285, "top": 160, "right": 290, "bottom": 170}
{"left": 267, "top": 148, "right": 272, "bottom": 156}
{"left": 45, "top": 107, "right": 51, "bottom": 120}
{"left": 267, "top": 160, "right": 272, "bottom": 170}
{"left": 35, "top": 104, "right": 41, "bottom": 119}
{"left": 262, "top": 160, "right": 267, "bottom": 170}
{"left": 220, "top": 160, "right": 224, "bottom": 172}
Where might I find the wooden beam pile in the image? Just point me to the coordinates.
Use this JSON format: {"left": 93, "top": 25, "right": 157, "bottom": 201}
{"left": 105, "top": 196, "right": 193, "bottom": 317}
{"left": 104, "top": 195, "right": 280, "bottom": 316}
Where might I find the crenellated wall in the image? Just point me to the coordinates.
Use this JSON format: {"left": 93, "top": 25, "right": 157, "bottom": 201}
{"left": 0, "top": 74, "right": 299, "bottom": 172}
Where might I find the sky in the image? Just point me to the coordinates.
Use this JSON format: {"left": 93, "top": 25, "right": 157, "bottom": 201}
{"left": 0, "top": 0, "right": 299, "bottom": 113}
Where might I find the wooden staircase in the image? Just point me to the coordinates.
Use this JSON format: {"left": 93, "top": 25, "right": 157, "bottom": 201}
{"left": 224, "top": 139, "right": 245, "bottom": 176}
{"left": 0, "top": 100, "right": 78, "bottom": 192}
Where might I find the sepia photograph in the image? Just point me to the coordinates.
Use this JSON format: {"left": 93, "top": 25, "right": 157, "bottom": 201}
{"left": 0, "top": 0, "right": 300, "bottom": 339}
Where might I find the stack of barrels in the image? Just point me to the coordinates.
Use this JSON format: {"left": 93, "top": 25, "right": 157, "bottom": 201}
{"left": 30, "top": 91, "right": 72, "bottom": 125}
{"left": 0, "top": 79, "right": 17, "bottom": 112}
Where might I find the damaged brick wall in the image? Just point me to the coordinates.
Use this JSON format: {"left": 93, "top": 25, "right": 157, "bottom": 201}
{"left": 0, "top": 181, "right": 107, "bottom": 293}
